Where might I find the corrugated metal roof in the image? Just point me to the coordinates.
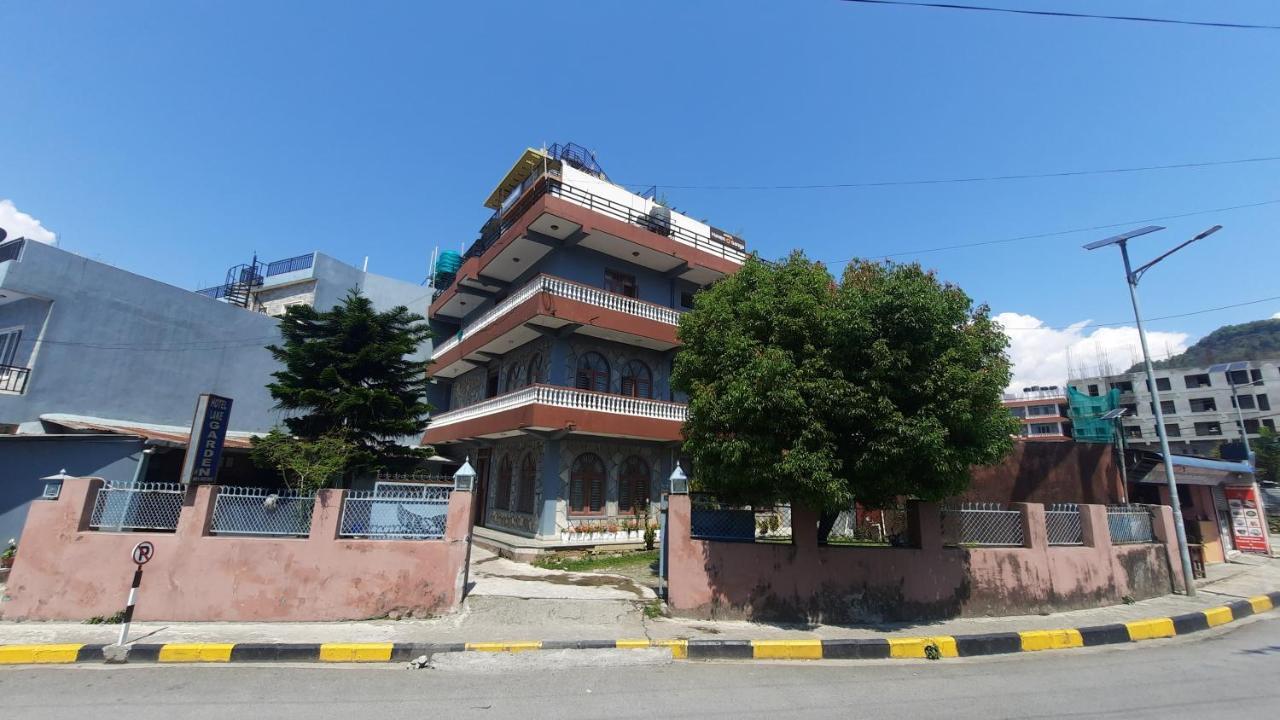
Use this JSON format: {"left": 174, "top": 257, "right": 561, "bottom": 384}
{"left": 37, "top": 413, "right": 259, "bottom": 449}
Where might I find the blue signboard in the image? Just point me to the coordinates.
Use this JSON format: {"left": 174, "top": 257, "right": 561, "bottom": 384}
{"left": 179, "top": 394, "right": 234, "bottom": 484}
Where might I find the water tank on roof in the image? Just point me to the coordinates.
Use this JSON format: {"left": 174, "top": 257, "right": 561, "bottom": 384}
{"left": 433, "top": 250, "right": 463, "bottom": 288}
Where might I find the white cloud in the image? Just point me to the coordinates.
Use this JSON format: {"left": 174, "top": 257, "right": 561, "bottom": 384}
{"left": 995, "top": 312, "right": 1191, "bottom": 392}
{"left": 1273, "top": 311, "right": 1280, "bottom": 320}
{"left": 0, "top": 199, "right": 57, "bottom": 246}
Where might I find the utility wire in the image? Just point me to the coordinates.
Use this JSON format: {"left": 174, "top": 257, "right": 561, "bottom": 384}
{"left": 823, "top": 198, "right": 1280, "bottom": 263}
{"left": 837, "top": 0, "right": 1280, "bottom": 31}
{"left": 620, "top": 155, "right": 1280, "bottom": 192}
{"left": 1000, "top": 295, "right": 1280, "bottom": 331}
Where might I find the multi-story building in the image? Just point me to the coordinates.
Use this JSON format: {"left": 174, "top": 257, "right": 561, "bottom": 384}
{"left": 0, "top": 238, "right": 431, "bottom": 541}
{"left": 422, "top": 144, "right": 746, "bottom": 549}
{"left": 1070, "top": 360, "right": 1279, "bottom": 457}
{"left": 1002, "top": 386, "right": 1072, "bottom": 441}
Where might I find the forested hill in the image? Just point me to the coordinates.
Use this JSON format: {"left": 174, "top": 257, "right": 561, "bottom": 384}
{"left": 1129, "top": 318, "right": 1280, "bottom": 372}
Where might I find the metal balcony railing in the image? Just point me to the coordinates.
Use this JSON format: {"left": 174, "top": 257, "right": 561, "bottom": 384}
{"left": 436, "top": 170, "right": 747, "bottom": 297}
{"left": 0, "top": 364, "right": 31, "bottom": 394}
{"left": 427, "top": 384, "right": 688, "bottom": 429}
{"left": 431, "top": 275, "right": 681, "bottom": 359}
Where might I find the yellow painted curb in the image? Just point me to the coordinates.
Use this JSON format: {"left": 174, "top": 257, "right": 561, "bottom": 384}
{"left": 1248, "top": 595, "right": 1274, "bottom": 614}
{"left": 158, "top": 643, "right": 234, "bottom": 663}
{"left": 1019, "top": 629, "right": 1083, "bottom": 652}
{"left": 464, "top": 641, "right": 542, "bottom": 653}
{"left": 1203, "top": 606, "right": 1234, "bottom": 627}
{"left": 653, "top": 639, "right": 688, "bottom": 659}
{"left": 0, "top": 644, "right": 84, "bottom": 665}
{"left": 751, "top": 639, "right": 823, "bottom": 660}
{"left": 1125, "top": 618, "right": 1175, "bottom": 641}
{"left": 615, "top": 639, "right": 651, "bottom": 650}
{"left": 888, "top": 636, "right": 958, "bottom": 659}
{"left": 318, "top": 643, "right": 393, "bottom": 663}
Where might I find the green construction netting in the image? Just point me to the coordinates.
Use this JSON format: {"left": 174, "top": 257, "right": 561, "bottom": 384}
{"left": 1068, "top": 386, "right": 1120, "bottom": 443}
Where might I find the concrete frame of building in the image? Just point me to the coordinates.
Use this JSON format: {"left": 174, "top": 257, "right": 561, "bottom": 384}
{"left": 423, "top": 147, "right": 745, "bottom": 547}
{"left": 1070, "top": 360, "right": 1279, "bottom": 456}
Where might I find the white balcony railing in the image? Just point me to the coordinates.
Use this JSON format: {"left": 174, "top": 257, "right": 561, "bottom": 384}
{"left": 431, "top": 275, "right": 681, "bottom": 359}
{"left": 426, "top": 384, "right": 688, "bottom": 429}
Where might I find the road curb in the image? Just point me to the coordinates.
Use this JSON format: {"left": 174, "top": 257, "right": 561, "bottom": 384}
{"left": 1, "top": 592, "right": 1275, "bottom": 665}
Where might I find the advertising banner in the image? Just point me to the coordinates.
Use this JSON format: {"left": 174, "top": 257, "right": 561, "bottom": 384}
{"left": 1223, "top": 485, "right": 1269, "bottom": 554}
{"left": 179, "top": 394, "right": 234, "bottom": 484}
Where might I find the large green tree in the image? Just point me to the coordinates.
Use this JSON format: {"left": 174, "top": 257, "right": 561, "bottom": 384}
{"left": 1255, "top": 427, "right": 1280, "bottom": 485}
{"left": 266, "top": 289, "right": 433, "bottom": 470}
{"left": 672, "top": 252, "right": 1018, "bottom": 514}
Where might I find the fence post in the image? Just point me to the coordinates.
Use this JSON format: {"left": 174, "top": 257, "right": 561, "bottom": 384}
{"left": 311, "top": 489, "right": 345, "bottom": 541}
{"left": 1079, "top": 504, "right": 1109, "bottom": 549}
{"left": 1011, "top": 503, "right": 1046, "bottom": 550}
{"left": 176, "top": 484, "right": 218, "bottom": 539}
{"left": 76, "top": 477, "right": 105, "bottom": 532}
{"left": 791, "top": 504, "right": 819, "bottom": 550}
{"left": 908, "top": 501, "right": 943, "bottom": 551}
{"left": 1148, "top": 504, "right": 1187, "bottom": 591}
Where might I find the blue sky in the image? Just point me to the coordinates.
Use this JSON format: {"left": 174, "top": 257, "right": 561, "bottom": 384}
{"left": 2, "top": 1, "right": 1278, "bottom": 387}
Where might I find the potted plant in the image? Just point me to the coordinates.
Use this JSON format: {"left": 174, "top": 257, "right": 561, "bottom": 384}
{"left": 1, "top": 539, "right": 15, "bottom": 570}
{"left": 606, "top": 521, "right": 619, "bottom": 539}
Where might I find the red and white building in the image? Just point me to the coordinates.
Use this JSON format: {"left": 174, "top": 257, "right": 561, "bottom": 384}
{"left": 1003, "top": 386, "right": 1072, "bottom": 442}
{"left": 422, "top": 144, "right": 746, "bottom": 550}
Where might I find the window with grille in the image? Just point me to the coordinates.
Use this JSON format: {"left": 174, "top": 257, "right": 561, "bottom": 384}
{"left": 504, "top": 363, "right": 527, "bottom": 393}
{"left": 0, "top": 327, "right": 21, "bottom": 367}
{"left": 569, "top": 453, "right": 606, "bottom": 515}
{"left": 495, "top": 456, "right": 513, "bottom": 511}
{"left": 526, "top": 353, "right": 543, "bottom": 384}
{"left": 604, "top": 269, "right": 638, "bottom": 298}
{"left": 517, "top": 453, "right": 537, "bottom": 514}
{"left": 621, "top": 359, "right": 653, "bottom": 398}
{"left": 575, "top": 352, "right": 610, "bottom": 393}
{"left": 618, "top": 456, "right": 651, "bottom": 514}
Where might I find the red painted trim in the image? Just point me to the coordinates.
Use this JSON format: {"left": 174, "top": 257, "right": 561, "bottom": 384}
{"left": 421, "top": 394, "right": 685, "bottom": 445}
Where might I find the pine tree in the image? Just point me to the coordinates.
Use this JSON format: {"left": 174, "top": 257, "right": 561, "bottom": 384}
{"left": 265, "top": 289, "right": 433, "bottom": 470}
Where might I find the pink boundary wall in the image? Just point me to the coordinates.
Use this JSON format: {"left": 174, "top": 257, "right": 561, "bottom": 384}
{"left": 667, "top": 495, "right": 1185, "bottom": 623}
{"left": 2, "top": 478, "right": 475, "bottom": 622}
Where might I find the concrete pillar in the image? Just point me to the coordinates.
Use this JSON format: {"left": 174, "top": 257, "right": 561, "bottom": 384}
{"left": 1012, "top": 503, "right": 1047, "bottom": 550}
{"left": 791, "top": 504, "right": 820, "bottom": 550}
{"left": 1149, "top": 504, "right": 1187, "bottom": 590}
{"left": 908, "top": 501, "right": 943, "bottom": 550}
{"left": 176, "top": 484, "right": 218, "bottom": 540}
{"left": 445, "top": 484, "right": 475, "bottom": 543}
{"left": 1079, "top": 504, "right": 1110, "bottom": 549}
{"left": 536, "top": 438, "right": 563, "bottom": 537}
{"left": 310, "top": 489, "right": 345, "bottom": 541}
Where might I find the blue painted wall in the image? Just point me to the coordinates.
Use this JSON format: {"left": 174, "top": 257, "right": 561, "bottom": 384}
{"left": 0, "top": 243, "right": 434, "bottom": 433}
{"left": 0, "top": 435, "right": 143, "bottom": 541}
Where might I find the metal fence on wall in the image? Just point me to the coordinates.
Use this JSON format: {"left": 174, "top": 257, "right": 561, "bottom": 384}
{"left": 339, "top": 487, "right": 452, "bottom": 540}
{"left": 690, "top": 495, "right": 760, "bottom": 541}
{"left": 211, "top": 487, "right": 315, "bottom": 537}
{"left": 941, "top": 502, "right": 1025, "bottom": 547}
{"left": 1045, "top": 503, "right": 1084, "bottom": 546}
{"left": 1107, "top": 505, "right": 1155, "bottom": 544}
{"left": 89, "top": 481, "right": 184, "bottom": 532}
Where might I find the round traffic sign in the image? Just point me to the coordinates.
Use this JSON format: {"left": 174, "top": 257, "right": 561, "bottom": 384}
{"left": 131, "top": 541, "right": 155, "bottom": 565}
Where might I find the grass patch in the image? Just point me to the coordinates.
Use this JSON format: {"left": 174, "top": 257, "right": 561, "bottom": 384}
{"left": 642, "top": 599, "right": 666, "bottom": 619}
{"left": 534, "top": 550, "right": 658, "bottom": 573}
{"left": 83, "top": 610, "right": 126, "bottom": 625}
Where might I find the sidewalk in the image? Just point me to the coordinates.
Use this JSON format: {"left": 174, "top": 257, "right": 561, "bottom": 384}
{"left": 1, "top": 552, "right": 1276, "bottom": 648}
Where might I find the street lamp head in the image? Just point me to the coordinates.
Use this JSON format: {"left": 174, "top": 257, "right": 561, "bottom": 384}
{"left": 1083, "top": 225, "right": 1165, "bottom": 251}
{"left": 1193, "top": 225, "right": 1223, "bottom": 242}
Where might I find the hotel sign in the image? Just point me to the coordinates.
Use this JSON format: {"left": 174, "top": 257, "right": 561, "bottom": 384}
{"left": 179, "top": 394, "right": 234, "bottom": 484}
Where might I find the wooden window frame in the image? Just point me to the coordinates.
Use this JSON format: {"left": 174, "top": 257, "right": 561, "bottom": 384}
{"left": 569, "top": 453, "right": 606, "bottom": 516}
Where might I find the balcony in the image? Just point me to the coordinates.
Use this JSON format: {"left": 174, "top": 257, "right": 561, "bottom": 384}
{"left": 431, "top": 167, "right": 747, "bottom": 319}
{"left": 0, "top": 364, "right": 31, "bottom": 394}
{"left": 429, "top": 275, "right": 682, "bottom": 379}
{"left": 422, "top": 384, "right": 687, "bottom": 445}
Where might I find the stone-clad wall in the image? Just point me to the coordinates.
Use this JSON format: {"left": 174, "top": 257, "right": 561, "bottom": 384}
{"left": 564, "top": 337, "right": 673, "bottom": 400}
{"left": 483, "top": 437, "right": 544, "bottom": 536}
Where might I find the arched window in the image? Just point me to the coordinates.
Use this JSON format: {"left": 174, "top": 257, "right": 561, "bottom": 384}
{"left": 526, "top": 353, "right": 543, "bottom": 385}
{"left": 518, "top": 453, "right": 537, "bottom": 514}
{"left": 620, "top": 360, "right": 653, "bottom": 398}
{"left": 575, "top": 352, "right": 610, "bottom": 393}
{"left": 618, "top": 455, "right": 651, "bottom": 515}
{"left": 495, "top": 455, "right": 513, "bottom": 511}
{"left": 569, "top": 453, "right": 606, "bottom": 515}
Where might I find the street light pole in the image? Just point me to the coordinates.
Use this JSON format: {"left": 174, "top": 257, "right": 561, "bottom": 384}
{"left": 1118, "top": 241, "right": 1196, "bottom": 596}
{"left": 1085, "top": 224, "right": 1221, "bottom": 596}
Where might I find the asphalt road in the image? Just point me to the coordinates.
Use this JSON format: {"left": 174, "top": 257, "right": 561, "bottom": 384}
{"left": 2, "top": 617, "right": 1277, "bottom": 720}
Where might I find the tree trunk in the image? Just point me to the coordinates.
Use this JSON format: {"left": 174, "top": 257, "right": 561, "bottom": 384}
{"left": 817, "top": 511, "right": 839, "bottom": 545}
